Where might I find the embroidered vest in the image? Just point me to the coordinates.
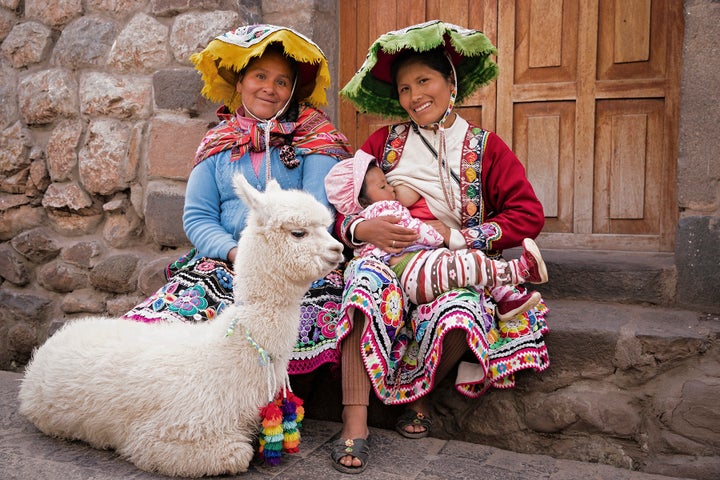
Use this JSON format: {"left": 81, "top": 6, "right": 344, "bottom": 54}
{"left": 379, "top": 122, "right": 495, "bottom": 251}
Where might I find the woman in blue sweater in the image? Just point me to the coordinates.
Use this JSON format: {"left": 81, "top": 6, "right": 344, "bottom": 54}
{"left": 123, "top": 24, "right": 352, "bottom": 375}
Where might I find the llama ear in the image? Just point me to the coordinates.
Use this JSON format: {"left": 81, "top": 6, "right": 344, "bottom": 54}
{"left": 233, "top": 174, "right": 264, "bottom": 210}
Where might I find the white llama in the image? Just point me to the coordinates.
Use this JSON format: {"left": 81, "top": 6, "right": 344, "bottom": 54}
{"left": 18, "top": 175, "right": 344, "bottom": 477}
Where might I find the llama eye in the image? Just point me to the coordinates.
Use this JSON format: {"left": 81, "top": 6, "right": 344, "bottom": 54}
{"left": 291, "top": 230, "right": 307, "bottom": 238}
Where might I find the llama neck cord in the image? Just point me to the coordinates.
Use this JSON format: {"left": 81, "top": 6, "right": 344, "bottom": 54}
{"left": 226, "top": 317, "right": 276, "bottom": 401}
{"left": 225, "top": 315, "right": 303, "bottom": 465}
{"left": 226, "top": 316, "right": 297, "bottom": 402}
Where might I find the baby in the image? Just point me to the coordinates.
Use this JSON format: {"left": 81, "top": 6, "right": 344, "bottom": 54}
{"left": 325, "top": 151, "right": 548, "bottom": 320}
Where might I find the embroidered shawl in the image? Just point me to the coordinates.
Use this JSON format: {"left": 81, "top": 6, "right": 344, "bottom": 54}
{"left": 193, "top": 103, "right": 352, "bottom": 166}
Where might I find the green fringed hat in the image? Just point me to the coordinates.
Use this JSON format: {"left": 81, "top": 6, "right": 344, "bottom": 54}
{"left": 340, "top": 20, "right": 499, "bottom": 118}
{"left": 190, "top": 24, "right": 331, "bottom": 113}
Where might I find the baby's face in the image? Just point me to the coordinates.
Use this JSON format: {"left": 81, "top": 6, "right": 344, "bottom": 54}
{"left": 364, "top": 167, "right": 396, "bottom": 203}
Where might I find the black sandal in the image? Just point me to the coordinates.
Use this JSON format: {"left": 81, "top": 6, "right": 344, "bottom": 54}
{"left": 395, "top": 409, "right": 433, "bottom": 439}
{"left": 331, "top": 437, "right": 370, "bottom": 474}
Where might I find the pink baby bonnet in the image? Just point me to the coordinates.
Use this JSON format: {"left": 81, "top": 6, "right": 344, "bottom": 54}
{"left": 325, "top": 150, "right": 376, "bottom": 215}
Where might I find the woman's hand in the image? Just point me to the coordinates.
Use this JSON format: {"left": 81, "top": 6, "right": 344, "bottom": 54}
{"left": 426, "top": 220, "right": 452, "bottom": 247}
{"left": 355, "top": 216, "right": 419, "bottom": 252}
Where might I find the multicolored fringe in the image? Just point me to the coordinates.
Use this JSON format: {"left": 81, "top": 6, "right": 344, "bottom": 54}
{"left": 258, "top": 390, "right": 305, "bottom": 466}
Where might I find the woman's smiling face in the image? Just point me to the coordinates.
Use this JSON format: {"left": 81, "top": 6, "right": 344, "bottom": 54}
{"left": 236, "top": 49, "right": 295, "bottom": 120}
{"left": 395, "top": 59, "right": 454, "bottom": 127}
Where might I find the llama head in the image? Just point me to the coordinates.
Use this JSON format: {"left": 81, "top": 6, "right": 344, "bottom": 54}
{"left": 232, "top": 175, "right": 344, "bottom": 293}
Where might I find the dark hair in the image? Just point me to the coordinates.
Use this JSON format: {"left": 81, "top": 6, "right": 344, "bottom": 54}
{"left": 389, "top": 47, "right": 454, "bottom": 97}
{"left": 357, "top": 164, "right": 381, "bottom": 208}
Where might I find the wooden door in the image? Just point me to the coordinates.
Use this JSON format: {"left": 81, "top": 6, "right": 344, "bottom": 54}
{"left": 339, "top": 0, "right": 683, "bottom": 252}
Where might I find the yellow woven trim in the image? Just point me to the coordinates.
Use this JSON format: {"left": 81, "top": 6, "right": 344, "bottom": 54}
{"left": 190, "top": 29, "right": 330, "bottom": 112}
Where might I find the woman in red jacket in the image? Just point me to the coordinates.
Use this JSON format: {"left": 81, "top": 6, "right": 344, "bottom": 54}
{"left": 330, "top": 21, "right": 550, "bottom": 473}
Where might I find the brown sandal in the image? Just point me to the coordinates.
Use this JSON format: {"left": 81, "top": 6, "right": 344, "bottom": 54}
{"left": 395, "top": 409, "right": 432, "bottom": 439}
{"left": 331, "top": 437, "right": 370, "bottom": 474}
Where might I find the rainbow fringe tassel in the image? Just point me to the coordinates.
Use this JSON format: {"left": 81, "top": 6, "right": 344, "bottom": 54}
{"left": 258, "top": 391, "right": 305, "bottom": 465}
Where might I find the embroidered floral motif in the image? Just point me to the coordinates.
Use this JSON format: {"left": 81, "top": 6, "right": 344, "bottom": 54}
{"left": 195, "top": 260, "right": 216, "bottom": 272}
{"left": 498, "top": 316, "right": 532, "bottom": 339}
{"left": 317, "top": 301, "right": 340, "bottom": 338}
{"left": 168, "top": 284, "right": 209, "bottom": 316}
{"left": 215, "top": 269, "right": 233, "bottom": 289}
{"left": 381, "top": 284, "right": 403, "bottom": 328}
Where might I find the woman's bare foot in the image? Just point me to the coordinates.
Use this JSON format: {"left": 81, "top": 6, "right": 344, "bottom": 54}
{"left": 337, "top": 405, "right": 369, "bottom": 469}
{"left": 398, "top": 397, "right": 432, "bottom": 436}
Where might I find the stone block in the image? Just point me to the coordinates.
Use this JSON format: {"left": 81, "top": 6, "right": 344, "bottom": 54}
{"left": 89, "top": 253, "right": 140, "bottom": 294}
{"left": 675, "top": 216, "right": 720, "bottom": 313}
{"left": 107, "top": 13, "right": 170, "bottom": 73}
{"left": 153, "top": 68, "right": 205, "bottom": 111}
{"left": 0, "top": 21, "right": 52, "bottom": 68}
{"left": 36, "top": 260, "right": 89, "bottom": 293}
{"left": 10, "top": 226, "right": 60, "bottom": 263}
{"left": 144, "top": 180, "right": 189, "bottom": 247}
{"left": 0, "top": 242, "right": 30, "bottom": 285}
{"left": 60, "top": 240, "right": 102, "bottom": 268}
{"left": 80, "top": 72, "right": 153, "bottom": 119}
{"left": 18, "top": 69, "right": 79, "bottom": 125}
{"left": 147, "top": 114, "right": 208, "bottom": 180}
{"left": 78, "top": 119, "right": 141, "bottom": 196}
{"left": 0, "top": 205, "right": 45, "bottom": 241}
{"left": 169, "top": 11, "right": 239, "bottom": 65}
{"left": 0, "top": 289, "right": 52, "bottom": 323}
{"left": 137, "top": 253, "right": 180, "bottom": 295}
{"left": 25, "top": 0, "right": 82, "bottom": 27}
{"left": 51, "top": 16, "right": 116, "bottom": 69}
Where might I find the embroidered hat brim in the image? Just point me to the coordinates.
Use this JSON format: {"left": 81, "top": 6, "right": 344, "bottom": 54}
{"left": 191, "top": 24, "right": 331, "bottom": 112}
{"left": 339, "top": 20, "right": 499, "bottom": 119}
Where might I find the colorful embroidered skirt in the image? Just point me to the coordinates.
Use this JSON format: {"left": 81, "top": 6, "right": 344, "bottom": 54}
{"left": 337, "top": 256, "right": 550, "bottom": 405}
{"left": 122, "top": 249, "right": 346, "bottom": 374}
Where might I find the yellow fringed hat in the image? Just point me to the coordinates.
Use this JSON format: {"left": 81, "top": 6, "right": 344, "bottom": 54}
{"left": 190, "top": 24, "right": 331, "bottom": 112}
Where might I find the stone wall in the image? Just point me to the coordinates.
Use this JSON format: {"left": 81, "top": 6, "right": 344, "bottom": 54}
{"left": 0, "top": 0, "right": 340, "bottom": 370}
{"left": 675, "top": 0, "right": 720, "bottom": 314}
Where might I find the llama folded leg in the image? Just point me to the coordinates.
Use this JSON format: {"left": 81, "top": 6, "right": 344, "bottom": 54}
{"left": 122, "top": 426, "right": 255, "bottom": 477}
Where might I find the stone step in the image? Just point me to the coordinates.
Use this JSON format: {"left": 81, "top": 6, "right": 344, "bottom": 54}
{"left": 512, "top": 248, "right": 678, "bottom": 307}
{"left": 294, "top": 299, "right": 720, "bottom": 480}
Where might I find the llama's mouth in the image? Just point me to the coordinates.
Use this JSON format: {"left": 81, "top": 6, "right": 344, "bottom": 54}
{"left": 320, "top": 252, "right": 344, "bottom": 269}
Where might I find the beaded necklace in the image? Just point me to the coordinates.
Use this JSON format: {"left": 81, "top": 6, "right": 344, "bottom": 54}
{"left": 242, "top": 76, "right": 298, "bottom": 184}
{"left": 414, "top": 51, "right": 459, "bottom": 211}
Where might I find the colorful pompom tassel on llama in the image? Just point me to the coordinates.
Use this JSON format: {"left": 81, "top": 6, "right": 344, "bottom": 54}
{"left": 280, "top": 391, "right": 304, "bottom": 453}
{"left": 257, "top": 389, "right": 304, "bottom": 465}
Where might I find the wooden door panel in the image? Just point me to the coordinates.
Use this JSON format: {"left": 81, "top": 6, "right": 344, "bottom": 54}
{"left": 513, "top": 102, "right": 575, "bottom": 233}
{"left": 593, "top": 99, "right": 664, "bottom": 235}
{"left": 597, "top": 0, "right": 667, "bottom": 81}
{"left": 514, "top": 0, "right": 579, "bottom": 84}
